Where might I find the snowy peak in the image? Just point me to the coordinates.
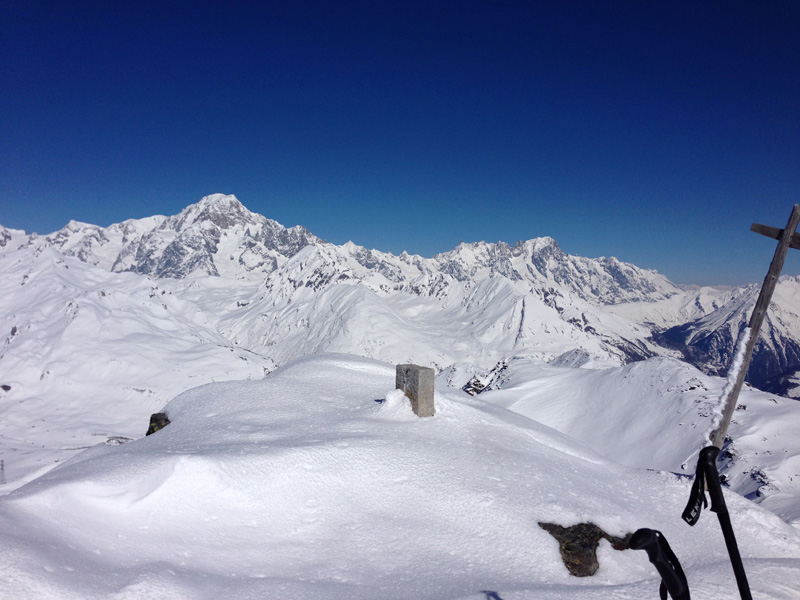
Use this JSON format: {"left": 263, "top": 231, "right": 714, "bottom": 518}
{"left": 3, "top": 193, "right": 798, "bottom": 395}
{"left": 0, "top": 225, "right": 28, "bottom": 250}
{"left": 167, "top": 193, "right": 256, "bottom": 231}
{"left": 432, "top": 236, "right": 681, "bottom": 305}
{"left": 18, "top": 194, "right": 323, "bottom": 280}
{"left": 8, "top": 194, "right": 677, "bottom": 307}
{"left": 118, "top": 193, "right": 321, "bottom": 279}
{"left": 435, "top": 240, "right": 520, "bottom": 281}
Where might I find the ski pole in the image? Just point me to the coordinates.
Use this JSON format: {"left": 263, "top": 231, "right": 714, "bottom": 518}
{"left": 629, "top": 528, "right": 690, "bottom": 600}
{"left": 682, "top": 446, "right": 752, "bottom": 600}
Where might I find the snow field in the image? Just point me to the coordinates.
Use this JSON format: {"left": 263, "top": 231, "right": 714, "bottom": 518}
{"left": 1, "top": 355, "right": 799, "bottom": 599}
{"left": 0, "top": 247, "right": 273, "bottom": 489}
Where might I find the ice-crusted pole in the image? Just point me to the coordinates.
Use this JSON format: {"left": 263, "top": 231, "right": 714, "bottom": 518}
{"left": 708, "top": 204, "right": 800, "bottom": 448}
{"left": 707, "top": 327, "right": 751, "bottom": 445}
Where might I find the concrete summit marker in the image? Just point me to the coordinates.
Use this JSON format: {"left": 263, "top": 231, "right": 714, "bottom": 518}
{"left": 396, "top": 364, "right": 435, "bottom": 417}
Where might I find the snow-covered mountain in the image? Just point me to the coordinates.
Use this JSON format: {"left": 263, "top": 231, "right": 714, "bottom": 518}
{"left": 0, "top": 194, "right": 696, "bottom": 367}
{"left": 3, "top": 194, "right": 800, "bottom": 597}
{"left": 30, "top": 194, "right": 322, "bottom": 279}
{"left": 33, "top": 194, "right": 683, "bottom": 304}
{"left": 2, "top": 194, "right": 800, "bottom": 496}
{"left": 6, "top": 193, "right": 798, "bottom": 395}
{"left": 655, "top": 277, "right": 800, "bottom": 397}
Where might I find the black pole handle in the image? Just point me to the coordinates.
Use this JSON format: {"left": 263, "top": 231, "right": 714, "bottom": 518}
{"left": 629, "top": 528, "right": 690, "bottom": 600}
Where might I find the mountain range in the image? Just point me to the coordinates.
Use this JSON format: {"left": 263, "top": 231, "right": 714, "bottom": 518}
{"left": 4, "top": 193, "right": 798, "bottom": 397}
{"left": 3, "top": 194, "right": 800, "bottom": 513}
{"left": 3, "top": 197, "right": 800, "bottom": 597}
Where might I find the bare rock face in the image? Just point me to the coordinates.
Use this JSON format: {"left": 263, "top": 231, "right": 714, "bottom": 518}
{"left": 538, "top": 522, "right": 631, "bottom": 577}
{"left": 146, "top": 412, "right": 170, "bottom": 436}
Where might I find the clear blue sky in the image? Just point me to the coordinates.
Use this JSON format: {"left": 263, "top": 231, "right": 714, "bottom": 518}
{"left": 2, "top": 1, "right": 799, "bottom": 285}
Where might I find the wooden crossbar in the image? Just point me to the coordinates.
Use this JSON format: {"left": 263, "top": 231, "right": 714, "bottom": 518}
{"left": 750, "top": 223, "right": 800, "bottom": 250}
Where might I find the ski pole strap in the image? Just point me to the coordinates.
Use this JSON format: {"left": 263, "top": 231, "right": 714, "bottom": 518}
{"left": 629, "top": 528, "right": 690, "bottom": 600}
{"left": 682, "top": 445, "right": 719, "bottom": 525}
{"left": 681, "top": 458, "right": 707, "bottom": 526}
{"left": 700, "top": 447, "right": 728, "bottom": 515}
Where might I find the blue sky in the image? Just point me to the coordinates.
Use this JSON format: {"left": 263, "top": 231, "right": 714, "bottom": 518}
{"left": 2, "top": 1, "right": 799, "bottom": 285}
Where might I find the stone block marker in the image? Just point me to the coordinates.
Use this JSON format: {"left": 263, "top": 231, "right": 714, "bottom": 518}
{"left": 396, "top": 364, "right": 435, "bottom": 417}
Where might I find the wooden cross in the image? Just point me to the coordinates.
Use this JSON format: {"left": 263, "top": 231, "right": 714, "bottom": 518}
{"left": 710, "top": 204, "right": 800, "bottom": 448}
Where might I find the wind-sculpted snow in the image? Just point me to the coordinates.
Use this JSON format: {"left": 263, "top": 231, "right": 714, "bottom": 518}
{"left": 1, "top": 355, "right": 798, "bottom": 599}
{"left": 0, "top": 242, "right": 274, "bottom": 488}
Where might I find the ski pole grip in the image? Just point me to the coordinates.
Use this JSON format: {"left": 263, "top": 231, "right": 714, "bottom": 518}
{"left": 698, "top": 445, "right": 720, "bottom": 470}
{"left": 698, "top": 446, "right": 727, "bottom": 514}
{"left": 629, "top": 528, "right": 691, "bottom": 600}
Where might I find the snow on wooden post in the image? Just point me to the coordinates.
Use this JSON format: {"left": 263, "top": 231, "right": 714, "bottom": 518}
{"left": 709, "top": 204, "right": 800, "bottom": 448}
{"left": 396, "top": 364, "right": 435, "bottom": 417}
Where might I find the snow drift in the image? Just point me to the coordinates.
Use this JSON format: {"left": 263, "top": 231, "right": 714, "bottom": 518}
{"left": 1, "top": 355, "right": 799, "bottom": 599}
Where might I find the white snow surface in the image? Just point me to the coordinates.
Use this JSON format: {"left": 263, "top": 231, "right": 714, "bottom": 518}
{"left": 0, "top": 244, "right": 274, "bottom": 489}
{"left": 1, "top": 354, "right": 799, "bottom": 599}
{"left": 472, "top": 356, "right": 800, "bottom": 524}
{"left": 3, "top": 195, "right": 800, "bottom": 597}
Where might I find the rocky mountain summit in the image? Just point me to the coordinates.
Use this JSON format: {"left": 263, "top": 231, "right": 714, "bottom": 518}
{"left": 2, "top": 193, "right": 799, "bottom": 396}
{"left": 26, "top": 194, "right": 321, "bottom": 280}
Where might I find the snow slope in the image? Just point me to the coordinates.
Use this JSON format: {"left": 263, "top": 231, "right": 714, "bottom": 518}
{"left": 1, "top": 355, "right": 798, "bottom": 599}
{"left": 0, "top": 242, "right": 273, "bottom": 489}
{"left": 2, "top": 194, "right": 800, "bottom": 516}
{"left": 608, "top": 276, "right": 800, "bottom": 396}
{"left": 471, "top": 356, "right": 800, "bottom": 524}
{"left": 3, "top": 193, "right": 800, "bottom": 596}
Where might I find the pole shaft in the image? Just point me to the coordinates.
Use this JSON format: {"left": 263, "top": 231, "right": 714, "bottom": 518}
{"left": 716, "top": 510, "right": 753, "bottom": 600}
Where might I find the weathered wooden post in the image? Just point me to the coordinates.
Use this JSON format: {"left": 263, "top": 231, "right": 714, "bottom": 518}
{"left": 709, "top": 204, "right": 800, "bottom": 448}
{"left": 396, "top": 364, "right": 435, "bottom": 417}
